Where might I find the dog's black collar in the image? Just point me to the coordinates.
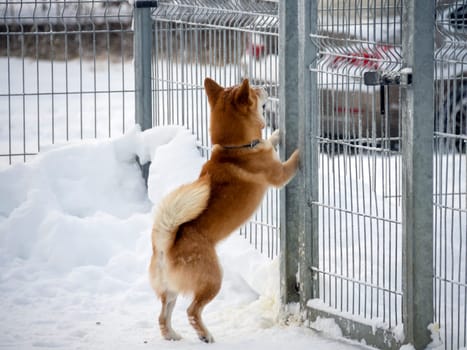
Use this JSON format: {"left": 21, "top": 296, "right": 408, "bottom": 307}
{"left": 221, "top": 139, "right": 261, "bottom": 150}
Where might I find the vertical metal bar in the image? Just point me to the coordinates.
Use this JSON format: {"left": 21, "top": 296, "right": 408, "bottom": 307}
{"left": 21, "top": 20, "right": 26, "bottom": 162}
{"left": 181, "top": 25, "right": 185, "bottom": 126}
{"left": 7, "top": 11, "right": 12, "bottom": 164}
{"left": 105, "top": 8, "right": 112, "bottom": 138}
{"left": 64, "top": 10, "right": 69, "bottom": 142}
{"left": 154, "top": 19, "right": 159, "bottom": 126}
{"left": 401, "top": 0, "right": 434, "bottom": 348}
{"left": 120, "top": 7, "right": 126, "bottom": 134}
{"left": 78, "top": 15, "right": 83, "bottom": 139}
{"left": 279, "top": 0, "right": 300, "bottom": 305}
{"left": 299, "top": 0, "right": 319, "bottom": 310}
{"left": 134, "top": 1, "right": 156, "bottom": 183}
{"left": 92, "top": 10, "right": 97, "bottom": 138}
{"left": 49, "top": 13, "right": 55, "bottom": 144}
{"left": 134, "top": 2, "right": 154, "bottom": 132}
{"left": 35, "top": 13, "right": 41, "bottom": 155}
{"left": 298, "top": 0, "right": 319, "bottom": 310}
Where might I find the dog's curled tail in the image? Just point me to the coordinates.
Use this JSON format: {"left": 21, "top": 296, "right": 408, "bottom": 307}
{"left": 152, "top": 176, "right": 210, "bottom": 253}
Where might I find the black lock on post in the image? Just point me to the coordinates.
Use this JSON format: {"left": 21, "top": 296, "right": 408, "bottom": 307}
{"left": 364, "top": 70, "right": 413, "bottom": 116}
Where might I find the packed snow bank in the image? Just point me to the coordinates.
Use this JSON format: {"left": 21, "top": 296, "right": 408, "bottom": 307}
{"left": 0, "top": 126, "right": 364, "bottom": 350}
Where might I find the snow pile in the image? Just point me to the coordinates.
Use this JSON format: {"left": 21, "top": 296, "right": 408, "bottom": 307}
{"left": 310, "top": 317, "right": 343, "bottom": 338}
{"left": 0, "top": 126, "right": 359, "bottom": 350}
{"left": 400, "top": 345, "right": 416, "bottom": 350}
{"left": 426, "top": 323, "right": 443, "bottom": 350}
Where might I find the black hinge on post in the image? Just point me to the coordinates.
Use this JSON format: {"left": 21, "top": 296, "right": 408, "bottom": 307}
{"left": 364, "top": 70, "right": 413, "bottom": 116}
{"left": 135, "top": 0, "right": 158, "bottom": 8}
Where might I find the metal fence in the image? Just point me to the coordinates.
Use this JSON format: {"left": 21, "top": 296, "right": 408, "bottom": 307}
{"left": 138, "top": 1, "right": 465, "bottom": 348}
{"left": 280, "top": 0, "right": 466, "bottom": 350}
{"left": 305, "top": 0, "right": 406, "bottom": 347}
{"left": 137, "top": 0, "right": 281, "bottom": 257}
{"left": 0, "top": 0, "right": 135, "bottom": 166}
{"left": 433, "top": 1, "right": 467, "bottom": 349}
{"left": 2, "top": 1, "right": 466, "bottom": 349}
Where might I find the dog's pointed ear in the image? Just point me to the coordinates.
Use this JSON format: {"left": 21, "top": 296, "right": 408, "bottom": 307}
{"left": 204, "top": 78, "right": 223, "bottom": 106}
{"left": 235, "top": 79, "right": 251, "bottom": 105}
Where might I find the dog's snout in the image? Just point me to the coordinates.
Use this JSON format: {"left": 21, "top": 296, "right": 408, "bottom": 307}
{"left": 254, "top": 86, "right": 268, "bottom": 100}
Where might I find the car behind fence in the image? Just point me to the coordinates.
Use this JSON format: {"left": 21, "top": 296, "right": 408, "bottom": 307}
{"left": 1, "top": 1, "right": 466, "bottom": 349}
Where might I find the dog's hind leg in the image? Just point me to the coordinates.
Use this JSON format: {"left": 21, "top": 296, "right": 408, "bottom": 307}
{"left": 159, "top": 291, "right": 181, "bottom": 341}
{"left": 186, "top": 266, "right": 221, "bottom": 343}
{"left": 187, "top": 297, "right": 216, "bottom": 343}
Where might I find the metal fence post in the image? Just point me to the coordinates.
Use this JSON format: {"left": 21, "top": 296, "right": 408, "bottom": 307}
{"left": 297, "top": 0, "right": 319, "bottom": 310}
{"left": 134, "top": 1, "right": 156, "bottom": 182}
{"left": 401, "top": 0, "right": 434, "bottom": 348}
{"left": 279, "top": 0, "right": 300, "bottom": 305}
{"left": 280, "top": 0, "right": 318, "bottom": 311}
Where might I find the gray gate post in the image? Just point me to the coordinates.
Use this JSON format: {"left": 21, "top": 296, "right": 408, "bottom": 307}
{"left": 401, "top": 0, "right": 434, "bottom": 348}
{"left": 279, "top": 0, "right": 300, "bottom": 305}
{"left": 279, "top": 0, "right": 319, "bottom": 310}
{"left": 297, "top": 0, "right": 319, "bottom": 310}
{"left": 134, "top": 1, "right": 156, "bottom": 183}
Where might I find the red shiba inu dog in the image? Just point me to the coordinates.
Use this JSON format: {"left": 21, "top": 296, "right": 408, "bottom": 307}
{"left": 149, "top": 77, "right": 300, "bottom": 343}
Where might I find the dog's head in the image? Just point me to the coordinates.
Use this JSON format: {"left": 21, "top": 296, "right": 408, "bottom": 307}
{"left": 204, "top": 78, "right": 268, "bottom": 146}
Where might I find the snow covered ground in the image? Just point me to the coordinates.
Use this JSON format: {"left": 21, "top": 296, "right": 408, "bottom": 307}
{"left": 0, "top": 126, "right": 369, "bottom": 350}
{"left": 1, "top": 55, "right": 465, "bottom": 349}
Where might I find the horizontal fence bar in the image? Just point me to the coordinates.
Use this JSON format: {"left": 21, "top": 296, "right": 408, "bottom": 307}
{"left": 311, "top": 202, "right": 401, "bottom": 225}
{"left": 1, "top": 90, "right": 135, "bottom": 98}
{"left": 311, "top": 267, "right": 404, "bottom": 297}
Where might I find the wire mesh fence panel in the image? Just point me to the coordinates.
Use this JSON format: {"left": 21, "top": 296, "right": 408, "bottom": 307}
{"left": 150, "top": 0, "right": 281, "bottom": 258}
{"left": 297, "top": 0, "right": 466, "bottom": 349}
{"left": 313, "top": 0, "right": 403, "bottom": 322}
{"left": 304, "top": 1, "right": 405, "bottom": 348}
{"left": 0, "top": 1, "right": 135, "bottom": 167}
{"left": 434, "top": 1, "right": 467, "bottom": 349}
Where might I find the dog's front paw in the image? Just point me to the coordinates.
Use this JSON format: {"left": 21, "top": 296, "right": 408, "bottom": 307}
{"left": 269, "top": 129, "right": 281, "bottom": 147}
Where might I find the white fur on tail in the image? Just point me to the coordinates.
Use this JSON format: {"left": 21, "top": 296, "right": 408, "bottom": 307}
{"left": 152, "top": 177, "right": 210, "bottom": 253}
